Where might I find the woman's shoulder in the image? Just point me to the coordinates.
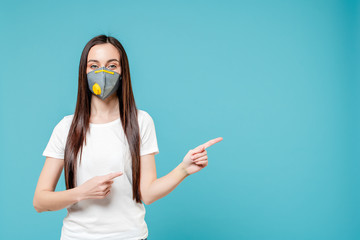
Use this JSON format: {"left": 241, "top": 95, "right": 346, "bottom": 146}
{"left": 62, "top": 114, "right": 74, "bottom": 123}
{"left": 137, "top": 109, "right": 154, "bottom": 122}
{"left": 60, "top": 111, "right": 154, "bottom": 126}
{"left": 137, "top": 109, "right": 148, "bottom": 117}
{"left": 56, "top": 114, "right": 74, "bottom": 130}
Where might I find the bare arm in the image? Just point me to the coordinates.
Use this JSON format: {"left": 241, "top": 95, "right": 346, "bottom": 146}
{"left": 33, "top": 157, "right": 82, "bottom": 213}
{"left": 140, "top": 138, "right": 223, "bottom": 205}
{"left": 140, "top": 153, "right": 189, "bottom": 205}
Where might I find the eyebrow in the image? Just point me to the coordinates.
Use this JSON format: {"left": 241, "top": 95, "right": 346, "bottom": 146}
{"left": 87, "top": 59, "right": 120, "bottom": 63}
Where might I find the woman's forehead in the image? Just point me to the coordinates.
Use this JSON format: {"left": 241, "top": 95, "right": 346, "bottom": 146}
{"left": 88, "top": 43, "right": 120, "bottom": 62}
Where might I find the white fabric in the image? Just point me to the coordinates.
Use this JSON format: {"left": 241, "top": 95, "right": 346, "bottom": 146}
{"left": 42, "top": 109, "right": 159, "bottom": 240}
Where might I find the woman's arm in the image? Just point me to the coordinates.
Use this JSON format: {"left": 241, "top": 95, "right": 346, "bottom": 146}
{"left": 33, "top": 157, "right": 82, "bottom": 213}
{"left": 140, "top": 137, "right": 223, "bottom": 205}
{"left": 140, "top": 154, "right": 189, "bottom": 205}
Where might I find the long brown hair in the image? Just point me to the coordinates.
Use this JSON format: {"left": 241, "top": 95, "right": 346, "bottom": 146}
{"left": 64, "top": 34, "right": 143, "bottom": 203}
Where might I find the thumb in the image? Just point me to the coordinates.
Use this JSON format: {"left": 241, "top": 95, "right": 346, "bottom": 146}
{"left": 192, "top": 145, "right": 205, "bottom": 155}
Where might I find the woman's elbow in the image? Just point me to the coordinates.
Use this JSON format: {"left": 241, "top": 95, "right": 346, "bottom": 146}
{"left": 142, "top": 196, "right": 153, "bottom": 205}
{"left": 33, "top": 200, "right": 41, "bottom": 213}
{"left": 33, "top": 194, "right": 45, "bottom": 213}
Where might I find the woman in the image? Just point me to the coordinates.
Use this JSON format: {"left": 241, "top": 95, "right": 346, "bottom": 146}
{"left": 33, "top": 34, "right": 223, "bottom": 240}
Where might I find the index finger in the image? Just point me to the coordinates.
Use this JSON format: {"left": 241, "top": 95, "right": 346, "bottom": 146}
{"left": 193, "top": 137, "right": 223, "bottom": 153}
{"left": 202, "top": 137, "right": 223, "bottom": 149}
{"left": 104, "top": 171, "right": 123, "bottom": 181}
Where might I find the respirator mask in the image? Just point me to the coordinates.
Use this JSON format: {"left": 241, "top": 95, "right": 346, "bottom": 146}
{"left": 87, "top": 67, "right": 122, "bottom": 100}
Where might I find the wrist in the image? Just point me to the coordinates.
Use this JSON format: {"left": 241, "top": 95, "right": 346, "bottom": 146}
{"left": 72, "top": 186, "right": 85, "bottom": 202}
{"left": 180, "top": 162, "right": 190, "bottom": 177}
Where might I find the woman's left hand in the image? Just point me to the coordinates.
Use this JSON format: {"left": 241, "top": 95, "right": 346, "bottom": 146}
{"left": 181, "top": 137, "right": 223, "bottom": 176}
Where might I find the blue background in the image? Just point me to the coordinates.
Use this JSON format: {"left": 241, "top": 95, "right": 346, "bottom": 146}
{"left": 0, "top": 0, "right": 359, "bottom": 239}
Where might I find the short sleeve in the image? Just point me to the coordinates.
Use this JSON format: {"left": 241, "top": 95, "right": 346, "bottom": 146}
{"left": 42, "top": 117, "right": 67, "bottom": 159}
{"left": 139, "top": 111, "right": 160, "bottom": 156}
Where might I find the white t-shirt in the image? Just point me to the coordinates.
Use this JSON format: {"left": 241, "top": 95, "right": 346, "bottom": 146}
{"left": 42, "top": 109, "right": 159, "bottom": 240}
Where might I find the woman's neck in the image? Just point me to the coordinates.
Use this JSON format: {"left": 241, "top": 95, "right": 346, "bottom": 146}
{"left": 90, "top": 93, "right": 120, "bottom": 121}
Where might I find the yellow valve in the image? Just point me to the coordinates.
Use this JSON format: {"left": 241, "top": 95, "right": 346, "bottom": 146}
{"left": 92, "top": 83, "right": 101, "bottom": 95}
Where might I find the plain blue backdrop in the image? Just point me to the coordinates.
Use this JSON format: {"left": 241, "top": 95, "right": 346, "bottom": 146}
{"left": 0, "top": 0, "right": 359, "bottom": 239}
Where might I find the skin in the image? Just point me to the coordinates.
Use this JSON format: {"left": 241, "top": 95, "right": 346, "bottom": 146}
{"left": 33, "top": 43, "right": 223, "bottom": 212}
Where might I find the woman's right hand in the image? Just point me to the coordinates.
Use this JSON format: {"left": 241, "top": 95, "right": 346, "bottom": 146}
{"left": 76, "top": 171, "right": 123, "bottom": 200}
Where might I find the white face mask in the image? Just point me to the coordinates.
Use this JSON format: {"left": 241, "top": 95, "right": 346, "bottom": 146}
{"left": 87, "top": 67, "right": 122, "bottom": 100}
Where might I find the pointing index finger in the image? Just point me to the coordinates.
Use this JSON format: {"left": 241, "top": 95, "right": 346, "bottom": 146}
{"left": 192, "top": 137, "right": 223, "bottom": 154}
{"left": 105, "top": 171, "right": 123, "bottom": 181}
{"left": 203, "top": 137, "right": 223, "bottom": 149}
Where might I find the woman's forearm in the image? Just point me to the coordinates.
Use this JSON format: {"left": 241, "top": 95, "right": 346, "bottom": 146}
{"left": 146, "top": 162, "right": 189, "bottom": 205}
{"left": 33, "top": 187, "right": 82, "bottom": 213}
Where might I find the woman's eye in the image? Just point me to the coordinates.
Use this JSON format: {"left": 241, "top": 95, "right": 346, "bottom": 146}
{"left": 90, "top": 65, "right": 98, "bottom": 69}
{"left": 108, "top": 64, "right": 117, "bottom": 69}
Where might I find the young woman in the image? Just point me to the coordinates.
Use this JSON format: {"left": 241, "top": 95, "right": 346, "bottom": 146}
{"left": 33, "top": 34, "right": 223, "bottom": 240}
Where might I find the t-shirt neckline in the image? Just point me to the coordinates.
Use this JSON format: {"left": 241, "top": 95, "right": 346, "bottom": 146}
{"left": 89, "top": 118, "right": 121, "bottom": 127}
